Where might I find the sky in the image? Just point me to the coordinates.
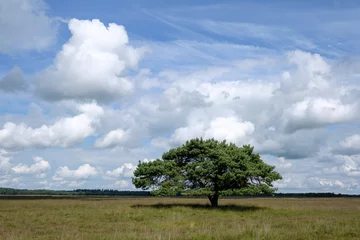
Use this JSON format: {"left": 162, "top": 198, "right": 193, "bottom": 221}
{"left": 0, "top": 0, "right": 360, "bottom": 193}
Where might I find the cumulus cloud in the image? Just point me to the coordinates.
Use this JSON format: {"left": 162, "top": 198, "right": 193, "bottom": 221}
{"left": 171, "top": 114, "right": 255, "bottom": 146}
{"left": 114, "top": 180, "right": 130, "bottom": 188}
{"left": 151, "top": 137, "right": 171, "bottom": 149}
{"left": 275, "top": 157, "right": 292, "bottom": 169}
{"left": 0, "top": 0, "right": 57, "bottom": 53}
{"left": 306, "top": 177, "right": 347, "bottom": 189}
{"left": 0, "top": 67, "right": 28, "bottom": 92}
{"left": 105, "top": 163, "right": 135, "bottom": 179}
{"left": 140, "top": 50, "right": 360, "bottom": 163}
{"left": 282, "top": 50, "right": 331, "bottom": 92}
{"left": 0, "top": 102, "right": 104, "bottom": 149}
{"left": 272, "top": 51, "right": 359, "bottom": 133}
{"left": 283, "top": 97, "right": 357, "bottom": 133}
{"left": 12, "top": 156, "right": 50, "bottom": 177}
{"left": 94, "top": 129, "right": 128, "bottom": 148}
{"left": 53, "top": 164, "right": 97, "bottom": 180}
{"left": 252, "top": 129, "right": 326, "bottom": 159}
{"left": 0, "top": 175, "right": 20, "bottom": 187}
{"left": 323, "top": 155, "right": 360, "bottom": 177}
{"left": 204, "top": 117, "right": 255, "bottom": 143}
{"left": 0, "top": 149, "right": 12, "bottom": 171}
{"left": 36, "top": 18, "right": 147, "bottom": 102}
{"left": 335, "top": 135, "right": 360, "bottom": 155}
{"left": 68, "top": 181, "right": 86, "bottom": 188}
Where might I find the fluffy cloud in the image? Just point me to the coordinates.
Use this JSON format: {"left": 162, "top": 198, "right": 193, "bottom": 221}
{"left": 272, "top": 51, "right": 359, "bottom": 132}
{"left": 36, "top": 18, "right": 147, "bottom": 102}
{"left": 252, "top": 128, "right": 326, "bottom": 159}
{"left": 283, "top": 98, "right": 357, "bottom": 132}
{"left": 282, "top": 50, "right": 331, "bottom": 92}
{"left": 204, "top": 117, "right": 255, "bottom": 143}
{"left": 0, "top": 67, "right": 27, "bottom": 92}
{"left": 105, "top": 163, "right": 135, "bottom": 179}
{"left": 0, "top": 0, "right": 56, "bottom": 53}
{"left": 53, "top": 164, "right": 97, "bottom": 180}
{"left": 143, "top": 50, "right": 360, "bottom": 162}
{"left": 114, "top": 180, "right": 130, "bottom": 188}
{"left": 0, "top": 102, "right": 104, "bottom": 149}
{"left": 170, "top": 110, "right": 254, "bottom": 146}
{"left": 335, "top": 135, "right": 360, "bottom": 155}
{"left": 171, "top": 117, "right": 255, "bottom": 145}
{"left": 68, "top": 181, "right": 86, "bottom": 188}
{"left": 94, "top": 129, "right": 128, "bottom": 148}
{"left": 0, "top": 175, "right": 20, "bottom": 187}
{"left": 0, "top": 149, "right": 12, "bottom": 171}
{"left": 12, "top": 156, "right": 50, "bottom": 177}
{"left": 323, "top": 155, "right": 360, "bottom": 177}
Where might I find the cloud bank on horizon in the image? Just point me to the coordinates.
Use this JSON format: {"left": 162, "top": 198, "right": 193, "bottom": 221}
{"left": 0, "top": 0, "right": 360, "bottom": 193}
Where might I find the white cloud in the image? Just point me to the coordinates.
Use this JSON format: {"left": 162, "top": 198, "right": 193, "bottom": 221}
{"left": 0, "top": 149, "right": 12, "bottom": 171}
{"left": 68, "top": 181, "right": 86, "bottom": 188}
{"left": 114, "top": 180, "right": 129, "bottom": 188}
{"left": 142, "top": 158, "right": 156, "bottom": 163}
{"left": 323, "top": 155, "right": 360, "bottom": 177}
{"left": 276, "top": 157, "right": 292, "bottom": 169}
{"left": 53, "top": 164, "right": 97, "bottom": 180}
{"left": 284, "top": 97, "right": 357, "bottom": 132}
{"left": 171, "top": 123, "right": 206, "bottom": 144}
{"left": 36, "top": 18, "right": 147, "bottom": 102}
{"left": 151, "top": 137, "right": 170, "bottom": 149}
{"left": 0, "top": 0, "right": 57, "bottom": 53}
{"left": 286, "top": 50, "right": 331, "bottom": 88}
{"left": 105, "top": 163, "right": 135, "bottom": 179}
{"left": 0, "top": 67, "right": 27, "bottom": 92}
{"left": 204, "top": 117, "right": 255, "bottom": 144}
{"left": 302, "top": 175, "right": 359, "bottom": 192}
{"left": 336, "top": 135, "right": 360, "bottom": 155}
{"left": 0, "top": 175, "right": 20, "bottom": 187}
{"left": 135, "top": 69, "right": 162, "bottom": 90}
{"left": 77, "top": 101, "right": 105, "bottom": 119}
{"left": 38, "top": 180, "right": 49, "bottom": 186}
{"left": 0, "top": 102, "right": 104, "bottom": 149}
{"left": 12, "top": 156, "right": 50, "bottom": 177}
{"left": 267, "top": 50, "right": 360, "bottom": 134}
{"left": 92, "top": 49, "right": 358, "bottom": 166}
{"left": 171, "top": 115, "right": 255, "bottom": 146}
{"left": 94, "top": 129, "right": 127, "bottom": 148}
{"left": 273, "top": 176, "right": 304, "bottom": 189}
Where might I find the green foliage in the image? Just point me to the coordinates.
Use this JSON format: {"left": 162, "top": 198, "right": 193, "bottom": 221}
{"left": 133, "top": 138, "right": 282, "bottom": 205}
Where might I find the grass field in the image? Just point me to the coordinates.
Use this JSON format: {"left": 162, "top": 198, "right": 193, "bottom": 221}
{"left": 0, "top": 197, "right": 359, "bottom": 240}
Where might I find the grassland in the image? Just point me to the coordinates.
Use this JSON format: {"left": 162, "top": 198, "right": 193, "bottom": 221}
{"left": 0, "top": 197, "right": 359, "bottom": 240}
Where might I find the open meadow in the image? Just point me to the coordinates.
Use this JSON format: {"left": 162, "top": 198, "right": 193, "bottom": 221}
{"left": 0, "top": 197, "right": 359, "bottom": 240}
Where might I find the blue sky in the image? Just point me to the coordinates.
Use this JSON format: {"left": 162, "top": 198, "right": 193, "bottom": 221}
{"left": 0, "top": 0, "right": 360, "bottom": 193}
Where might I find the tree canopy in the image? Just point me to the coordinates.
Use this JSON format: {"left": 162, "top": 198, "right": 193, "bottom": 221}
{"left": 132, "top": 138, "right": 282, "bottom": 207}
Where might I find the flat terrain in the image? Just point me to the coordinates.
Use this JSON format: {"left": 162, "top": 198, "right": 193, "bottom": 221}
{"left": 0, "top": 197, "right": 359, "bottom": 239}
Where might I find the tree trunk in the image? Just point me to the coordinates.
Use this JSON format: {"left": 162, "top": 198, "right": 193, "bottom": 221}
{"left": 208, "top": 194, "right": 219, "bottom": 207}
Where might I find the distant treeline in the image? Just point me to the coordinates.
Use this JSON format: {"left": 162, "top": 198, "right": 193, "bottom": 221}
{"left": 273, "top": 192, "right": 360, "bottom": 198}
{"left": 0, "top": 188, "right": 150, "bottom": 196}
{"left": 0, "top": 188, "right": 359, "bottom": 198}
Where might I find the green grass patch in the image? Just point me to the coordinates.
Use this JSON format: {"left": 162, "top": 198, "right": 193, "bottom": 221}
{"left": 0, "top": 197, "right": 359, "bottom": 239}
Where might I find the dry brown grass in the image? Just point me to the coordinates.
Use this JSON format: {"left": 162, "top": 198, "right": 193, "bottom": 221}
{"left": 0, "top": 197, "right": 359, "bottom": 239}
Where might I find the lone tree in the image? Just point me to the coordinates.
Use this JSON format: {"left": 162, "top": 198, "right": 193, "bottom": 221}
{"left": 132, "top": 138, "right": 282, "bottom": 207}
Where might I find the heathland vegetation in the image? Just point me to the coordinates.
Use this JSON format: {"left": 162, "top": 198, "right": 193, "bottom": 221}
{"left": 0, "top": 197, "right": 359, "bottom": 239}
